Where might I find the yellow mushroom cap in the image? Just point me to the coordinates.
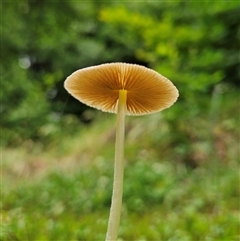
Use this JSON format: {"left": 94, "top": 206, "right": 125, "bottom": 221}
{"left": 64, "top": 63, "right": 179, "bottom": 116}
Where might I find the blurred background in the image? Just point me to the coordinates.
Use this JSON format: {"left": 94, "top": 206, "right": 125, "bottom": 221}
{"left": 2, "top": 1, "right": 239, "bottom": 240}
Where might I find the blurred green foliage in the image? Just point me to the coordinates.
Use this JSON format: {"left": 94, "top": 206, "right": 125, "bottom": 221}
{"left": 4, "top": 162, "right": 238, "bottom": 240}
{"left": 1, "top": 1, "right": 239, "bottom": 146}
{"left": 2, "top": 88, "right": 239, "bottom": 240}
{"left": 2, "top": 128, "right": 239, "bottom": 240}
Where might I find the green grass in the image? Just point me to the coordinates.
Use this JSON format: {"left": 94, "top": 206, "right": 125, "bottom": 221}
{"left": 2, "top": 87, "right": 239, "bottom": 240}
{"left": 2, "top": 160, "right": 239, "bottom": 240}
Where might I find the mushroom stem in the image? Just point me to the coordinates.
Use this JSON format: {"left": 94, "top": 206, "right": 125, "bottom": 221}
{"left": 106, "top": 89, "right": 127, "bottom": 241}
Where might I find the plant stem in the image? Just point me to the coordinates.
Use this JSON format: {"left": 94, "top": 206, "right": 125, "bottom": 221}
{"left": 105, "top": 90, "right": 127, "bottom": 241}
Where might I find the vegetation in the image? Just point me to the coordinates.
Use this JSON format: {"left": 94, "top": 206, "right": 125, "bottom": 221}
{"left": 2, "top": 88, "right": 239, "bottom": 240}
{"left": 2, "top": 1, "right": 239, "bottom": 240}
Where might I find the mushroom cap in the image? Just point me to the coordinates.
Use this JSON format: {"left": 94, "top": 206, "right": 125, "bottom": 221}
{"left": 64, "top": 63, "right": 179, "bottom": 116}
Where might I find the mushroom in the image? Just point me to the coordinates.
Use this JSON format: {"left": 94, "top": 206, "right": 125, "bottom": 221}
{"left": 64, "top": 62, "right": 179, "bottom": 241}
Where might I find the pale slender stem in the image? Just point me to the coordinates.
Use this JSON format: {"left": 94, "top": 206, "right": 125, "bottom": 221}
{"left": 105, "top": 90, "right": 127, "bottom": 241}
